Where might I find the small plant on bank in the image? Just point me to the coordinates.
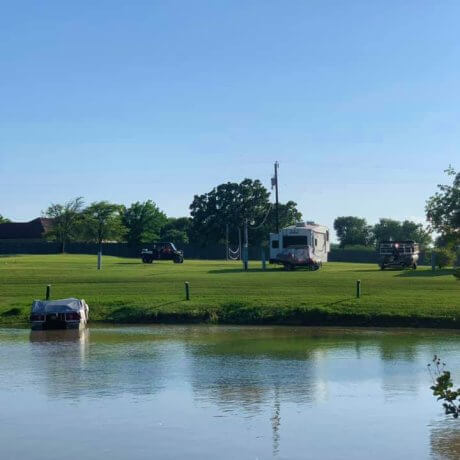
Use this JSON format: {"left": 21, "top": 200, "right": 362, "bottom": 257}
{"left": 428, "top": 355, "right": 460, "bottom": 418}
{"left": 454, "top": 267, "right": 460, "bottom": 280}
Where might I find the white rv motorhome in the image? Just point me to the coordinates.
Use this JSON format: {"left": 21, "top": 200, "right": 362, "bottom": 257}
{"left": 269, "top": 222, "right": 330, "bottom": 270}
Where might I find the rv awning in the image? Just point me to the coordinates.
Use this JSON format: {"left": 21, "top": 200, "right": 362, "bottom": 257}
{"left": 31, "top": 298, "right": 83, "bottom": 314}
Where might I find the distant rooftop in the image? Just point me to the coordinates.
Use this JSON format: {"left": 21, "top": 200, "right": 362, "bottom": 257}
{"left": 0, "top": 218, "right": 54, "bottom": 239}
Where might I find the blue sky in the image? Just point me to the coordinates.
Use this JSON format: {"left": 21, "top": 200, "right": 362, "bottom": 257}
{"left": 1, "top": 1, "right": 458, "bottom": 239}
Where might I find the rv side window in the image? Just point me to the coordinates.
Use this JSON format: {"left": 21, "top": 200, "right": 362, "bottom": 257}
{"left": 272, "top": 240, "right": 279, "bottom": 249}
{"left": 315, "top": 238, "right": 318, "bottom": 246}
{"left": 283, "top": 236, "right": 309, "bottom": 247}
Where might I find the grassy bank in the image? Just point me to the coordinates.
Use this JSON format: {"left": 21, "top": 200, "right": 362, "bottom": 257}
{"left": 0, "top": 254, "right": 458, "bottom": 328}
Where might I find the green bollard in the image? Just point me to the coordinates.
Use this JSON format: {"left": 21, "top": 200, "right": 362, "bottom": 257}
{"left": 46, "top": 284, "right": 51, "bottom": 300}
{"left": 356, "top": 280, "right": 361, "bottom": 298}
{"left": 185, "top": 281, "right": 190, "bottom": 301}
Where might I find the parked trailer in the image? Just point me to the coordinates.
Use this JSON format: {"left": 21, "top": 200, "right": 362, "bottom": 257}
{"left": 269, "top": 222, "right": 330, "bottom": 270}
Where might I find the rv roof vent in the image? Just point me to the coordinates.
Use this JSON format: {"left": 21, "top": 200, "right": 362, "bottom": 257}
{"left": 295, "top": 222, "right": 306, "bottom": 227}
{"left": 306, "top": 221, "right": 316, "bottom": 225}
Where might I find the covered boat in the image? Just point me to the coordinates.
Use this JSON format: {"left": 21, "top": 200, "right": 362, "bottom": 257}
{"left": 30, "top": 298, "right": 89, "bottom": 330}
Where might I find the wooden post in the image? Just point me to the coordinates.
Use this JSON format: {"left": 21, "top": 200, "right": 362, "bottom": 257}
{"left": 97, "top": 251, "right": 102, "bottom": 270}
{"left": 356, "top": 280, "right": 361, "bottom": 298}
{"left": 46, "top": 284, "right": 51, "bottom": 301}
{"left": 185, "top": 282, "right": 190, "bottom": 301}
{"left": 261, "top": 248, "right": 266, "bottom": 270}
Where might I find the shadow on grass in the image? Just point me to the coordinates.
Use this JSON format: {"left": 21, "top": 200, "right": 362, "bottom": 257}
{"left": 352, "top": 269, "right": 382, "bottom": 273}
{"left": 397, "top": 268, "right": 454, "bottom": 278}
{"left": 208, "top": 268, "right": 281, "bottom": 274}
{"left": 207, "top": 266, "right": 325, "bottom": 274}
{"left": 1, "top": 308, "right": 21, "bottom": 317}
{"left": 106, "top": 300, "right": 208, "bottom": 323}
{"left": 323, "top": 298, "right": 353, "bottom": 307}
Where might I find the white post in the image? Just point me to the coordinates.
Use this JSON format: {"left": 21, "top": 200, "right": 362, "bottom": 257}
{"left": 243, "top": 219, "right": 248, "bottom": 270}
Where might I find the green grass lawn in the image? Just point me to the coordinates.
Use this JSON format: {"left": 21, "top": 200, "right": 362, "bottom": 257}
{"left": 0, "top": 254, "right": 458, "bottom": 327}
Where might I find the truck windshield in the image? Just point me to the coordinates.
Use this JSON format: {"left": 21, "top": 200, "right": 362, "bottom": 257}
{"left": 283, "top": 236, "right": 309, "bottom": 248}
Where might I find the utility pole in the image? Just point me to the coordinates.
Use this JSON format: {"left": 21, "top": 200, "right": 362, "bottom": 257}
{"left": 274, "top": 161, "right": 279, "bottom": 233}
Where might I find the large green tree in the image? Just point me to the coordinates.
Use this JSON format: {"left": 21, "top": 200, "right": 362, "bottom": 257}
{"left": 373, "top": 218, "right": 431, "bottom": 247}
{"left": 122, "top": 200, "right": 167, "bottom": 246}
{"left": 333, "top": 216, "right": 373, "bottom": 248}
{"left": 264, "top": 201, "right": 302, "bottom": 234}
{"left": 426, "top": 167, "right": 460, "bottom": 247}
{"left": 81, "top": 201, "right": 126, "bottom": 250}
{"left": 160, "top": 217, "right": 191, "bottom": 244}
{"left": 189, "top": 179, "right": 301, "bottom": 246}
{"left": 44, "top": 197, "right": 84, "bottom": 252}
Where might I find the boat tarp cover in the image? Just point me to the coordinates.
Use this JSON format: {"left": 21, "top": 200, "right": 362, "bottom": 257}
{"left": 31, "top": 298, "right": 83, "bottom": 314}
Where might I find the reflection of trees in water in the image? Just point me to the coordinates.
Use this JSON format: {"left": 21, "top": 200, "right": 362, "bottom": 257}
{"left": 186, "top": 329, "right": 460, "bottom": 412}
{"left": 28, "top": 329, "right": 171, "bottom": 399}
{"left": 430, "top": 423, "right": 460, "bottom": 460}
{"left": 188, "top": 352, "right": 317, "bottom": 414}
{"left": 377, "top": 333, "right": 460, "bottom": 401}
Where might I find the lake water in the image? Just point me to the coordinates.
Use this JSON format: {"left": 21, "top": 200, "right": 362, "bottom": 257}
{"left": 0, "top": 325, "right": 459, "bottom": 460}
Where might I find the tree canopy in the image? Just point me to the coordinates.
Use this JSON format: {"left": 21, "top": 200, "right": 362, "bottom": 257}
{"left": 81, "top": 201, "right": 126, "bottom": 249}
{"left": 426, "top": 167, "right": 460, "bottom": 247}
{"left": 122, "top": 200, "right": 167, "bottom": 246}
{"left": 44, "top": 197, "right": 84, "bottom": 252}
{"left": 333, "top": 216, "right": 372, "bottom": 248}
{"left": 0, "top": 214, "right": 10, "bottom": 224}
{"left": 373, "top": 218, "right": 431, "bottom": 247}
{"left": 160, "top": 217, "right": 191, "bottom": 244}
{"left": 189, "top": 179, "right": 301, "bottom": 246}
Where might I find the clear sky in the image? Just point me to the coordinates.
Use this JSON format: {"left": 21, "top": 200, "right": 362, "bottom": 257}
{"left": 1, "top": 1, "right": 458, "bottom": 240}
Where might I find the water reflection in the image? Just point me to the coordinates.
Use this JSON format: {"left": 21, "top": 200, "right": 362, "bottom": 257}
{"left": 0, "top": 326, "right": 458, "bottom": 460}
{"left": 27, "top": 328, "right": 173, "bottom": 399}
{"left": 430, "top": 422, "right": 460, "bottom": 459}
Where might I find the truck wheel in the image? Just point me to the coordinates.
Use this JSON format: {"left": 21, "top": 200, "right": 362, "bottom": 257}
{"left": 380, "top": 264, "right": 385, "bottom": 270}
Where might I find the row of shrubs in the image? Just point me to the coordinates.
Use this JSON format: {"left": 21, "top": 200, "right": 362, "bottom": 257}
{"left": 424, "top": 248, "right": 459, "bottom": 269}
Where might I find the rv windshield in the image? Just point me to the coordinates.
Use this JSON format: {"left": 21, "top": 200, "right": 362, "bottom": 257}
{"left": 283, "top": 236, "right": 309, "bottom": 248}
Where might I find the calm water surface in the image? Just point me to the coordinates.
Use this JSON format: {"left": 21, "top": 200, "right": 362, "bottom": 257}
{"left": 0, "top": 325, "right": 459, "bottom": 460}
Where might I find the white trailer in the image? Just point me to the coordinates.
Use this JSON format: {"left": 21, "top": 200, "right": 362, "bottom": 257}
{"left": 269, "top": 222, "right": 330, "bottom": 270}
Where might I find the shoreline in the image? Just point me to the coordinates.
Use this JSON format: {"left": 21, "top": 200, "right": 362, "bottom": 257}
{"left": 2, "top": 307, "right": 458, "bottom": 329}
